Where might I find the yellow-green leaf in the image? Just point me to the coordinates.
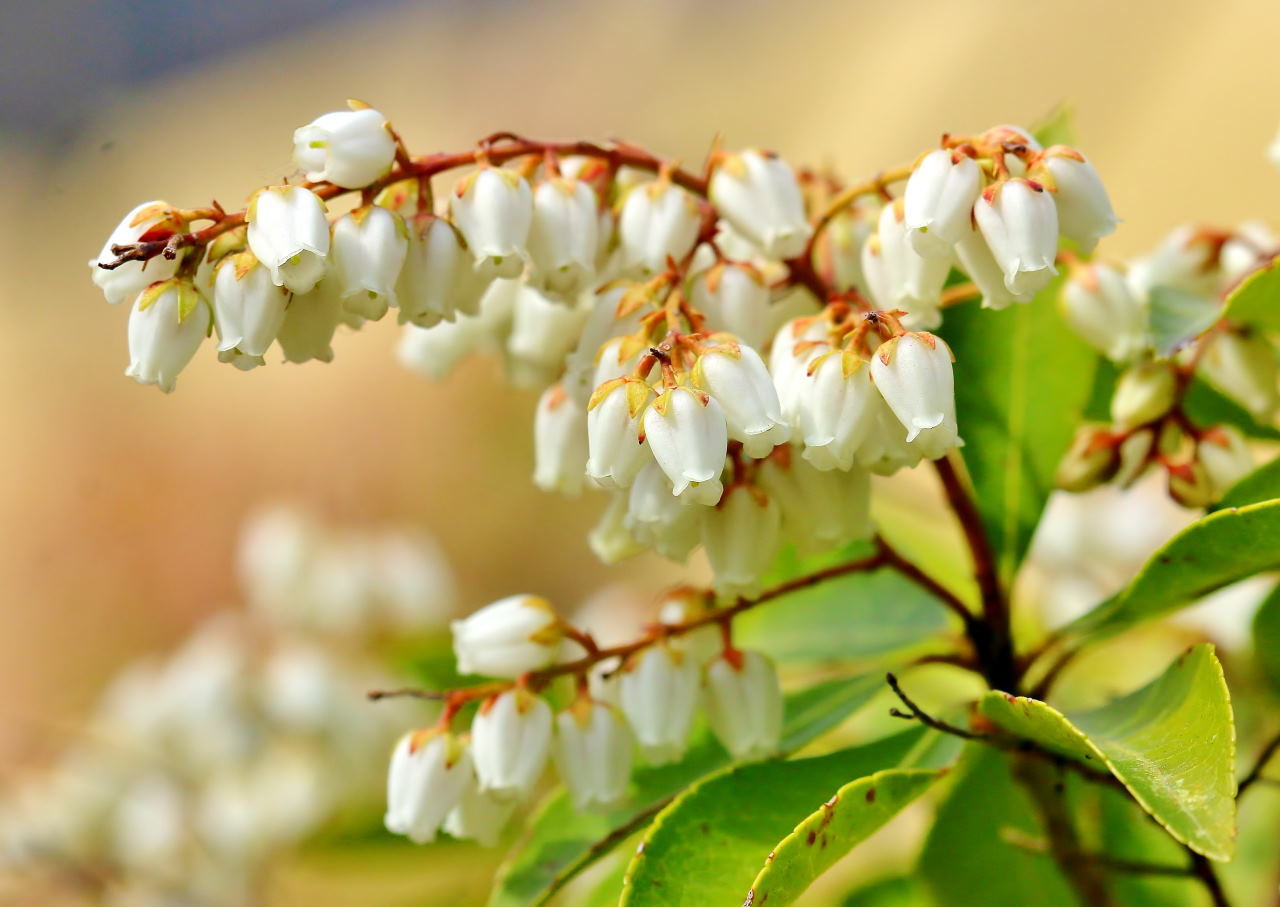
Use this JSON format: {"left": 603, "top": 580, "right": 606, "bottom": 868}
{"left": 1221, "top": 254, "right": 1280, "bottom": 332}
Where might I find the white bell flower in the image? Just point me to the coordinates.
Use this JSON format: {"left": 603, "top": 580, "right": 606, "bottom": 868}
{"left": 624, "top": 462, "right": 704, "bottom": 562}
{"left": 277, "top": 280, "right": 342, "bottom": 364}
{"left": 591, "top": 336, "right": 640, "bottom": 395}
{"left": 795, "top": 351, "right": 880, "bottom": 472}
{"left": 869, "top": 201, "right": 948, "bottom": 328}
{"left": 709, "top": 149, "right": 811, "bottom": 260}
{"left": 856, "top": 393, "right": 925, "bottom": 475}
{"left": 247, "top": 186, "right": 330, "bottom": 294}
{"left": 869, "top": 332, "right": 960, "bottom": 460}
{"left": 562, "top": 286, "right": 643, "bottom": 403}
{"left": 903, "top": 149, "right": 982, "bottom": 259}
{"left": 125, "top": 278, "right": 211, "bottom": 393}
{"left": 770, "top": 317, "right": 831, "bottom": 425}
{"left": 1198, "top": 426, "right": 1254, "bottom": 498}
{"left": 212, "top": 253, "right": 289, "bottom": 370}
{"left": 90, "top": 201, "right": 183, "bottom": 305}
{"left": 443, "top": 778, "right": 516, "bottom": 847}
{"left": 702, "top": 485, "right": 781, "bottom": 599}
{"left": 586, "top": 378, "right": 654, "bottom": 490}
{"left": 656, "top": 587, "right": 721, "bottom": 664}
{"left": 618, "top": 180, "right": 702, "bottom": 277}
{"left": 450, "top": 166, "right": 533, "bottom": 279}
{"left": 1040, "top": 147, "right": 1117, "bottom": 254}
{"left": 973, "top": 178, "right": 1059, "bottom": 298}
{"left": 507, "top": 284, "right": 589, "bottom": 388}
{"left": 820, "top": 202, "right": 879, "bottom": 292}
{"left": 471, "top": 689, "right": 554, "bottom": 801}
{"left": 689, "top": 262, "right": 771, "bottom": 350}
{"left": 451, "top": 594, "right": 562, "bottom": 679}
{"left": 293, "top": 106, "right": 396, "bottom": 189}
{"left": 1110, "top": 361, "right": 1177, "bottom": 430}
{"left": 553, "top": 700, "right": 634, "bottom": 812}
{"left": 703, "top": 650, "right": 784, "bottom": 760}
{"left": 694, "top": 342, "right": 790, "bottom": 458}
{"left": 1126, "top": 226, "right": 1218, "bottom": 300}
{"left": 1060, "top": 263, "right": 1149, "bottom": 362}
{"left": 527, "top": 178, "right": 599, "bottom": 299}
{"left": 644, "top": 386, "right": 729, "bottom": 506}
{"left": 953, "top": 225, "right": 1033, "bottom": 311}
{"left": 330, "top": 205, "right": 408, "bottom": 320}
{"left": 384, "top": 730, "right": 472, "bottom": 844}
{"left": 533, "top": 383, "right": 589, "bottom": 496}
{"left": 619, "top": 645, "right": 701, "bottom": 765}
{"left": 588, "top": 492, "right": 646, "bottom": 564}
{"left": 759, "top": 453, "right": 873, "bottom": 553}
{"left": 396, "top": 314, "right": 486, "bottom": 381}
{"left": 396, "top": 216, "right": 476, "bottom": 327}
{"left": 1199, "top": 329, "right": 1280, "bottom": 419}
{"left": 371, "top": 527, "right": 459, "bottom": 630}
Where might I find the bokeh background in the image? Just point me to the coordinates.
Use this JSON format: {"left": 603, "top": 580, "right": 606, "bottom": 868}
{"left": 2, "top": 0, "right": 1279, "bottom": 902}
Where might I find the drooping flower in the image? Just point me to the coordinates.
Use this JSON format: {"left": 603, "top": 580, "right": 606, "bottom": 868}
{"left": 247, "top": 186, "right": 331, "bottom": 294}
{"left": 471, "top": 689, "right": 554, "bottom": 801}
{"left": 451, "top": 594, "right": 562, "bottom": 679}
{"left": 709, "top": 149, "right": 811, "bottom": 259}
{"left": 292, "top": 106, "right": 397, "bottom": 189}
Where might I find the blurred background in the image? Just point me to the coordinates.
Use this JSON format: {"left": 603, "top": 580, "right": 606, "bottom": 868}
{"left": 2, "top": 0, "right": 1279, "bottom": 902}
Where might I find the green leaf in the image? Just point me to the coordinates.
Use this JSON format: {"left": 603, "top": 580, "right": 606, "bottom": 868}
{"left": 1215, "top": 457, "right": 1280, "bottom": 510}
{"left": 840, "top": 875, "right": 933, "bottom": 906}
{"left": 1183, "top": 377, "right": 1280, "bottom": 441}
{"left": 1148, "top": 285, "right": 1222, "bottom": 357}
{"left": 940, "top": 275, "right": 1097, "bottom": 587}
{"left": 1092, "top": 785, "right": 1201, "bottom": 907}
{"left": 619, "top": 729, "right": 934, "bottom": 907}
{"left": 1069, "top": 499, "right": 1280, "bottom": 636}
{"left": 920, "top": 747, "right": 1076, "bottom": 906}
{"left": 1250, "top": 582, "right": 1280, "bottom": 692}
{"left": 1031, "top": 104, "right": 1075, "bottom": 148}
{"left": 746, "top": 769, "right": 938, "bottom": 906}
{"left": 1221, "top": 254, "right": 1280, "bottom": 332}
{"left": 978, "top": 644, "right": 1237, "bottom": 860}
{"left": 487, "top": 674, "right": 883, "bottom": 907}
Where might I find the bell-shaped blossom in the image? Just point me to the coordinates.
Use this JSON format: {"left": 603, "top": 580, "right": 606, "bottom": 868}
{"left": 1126, "top": 226, "right": 1218, "bottom": 300}
{"left": 587, "top": 377, "right": 654, "bottom": 490}
{"left": 91, "top": 201, "right": 182, "bottom": 305}
{"left": 856, "top": 393, "right": 926, "bottom": 475}
{"left": 396, "top": 216, "right": 478, "bottom": 327}
{"left": 953, "top": 226, "right": 1033, "bottom": 311}
{"left": 644, "top": 386, "right": 729, "bottom": 506}
{"left": 329, "top": 205, "right": 408, "bottom": 320}
{"left": 591, "top": 336, "right": 639, "bottom": 394}
{"left": 450, "top": 167, "right": 533, "bottom": 279}
{"left": 553, "top": 700, "right": 634, "bottom": 812}
{"left": 212, "top": 252, "right": 289, "bottom": 370}
{"left": 471, "top": 689, "right": 554, "bottom": 801}
{"left": 1199, "top": 329, "right": 1280, "bottom": 419}
{"left": 703, "top": 650, "right": 784, "bottom": 760}
{"left": 1111, "top": 361, "right": 1177, "bottom": 430}
{"left": 588, "top": 492, "right": 646, "bottom": 564}
{"left": 562, "top": 286, "right": 643, "bottom": 402}
{"left": 1061, "top": 263, "right": 1149, "bottom": 362}
{"left": 1220, "top": 222, "right": 1278, "bottom": 285}
{"left": 794, "top": 351, "right": 879, "bottom": 472}
{"left": 702, "top": 485, "right": 781, "bottom": 599}
{"left": 384, "top": 730, "right": 472, "bottom": 844}
{"left": 125, "top": 279, "right": 210, "bottom": 393}
{"left": 656, "top": 587, "right": 720, "bottom": 664}
{"left": 451, "top": 594, "right": 562, "bottom": 678}
{"left": 443, "top": 778, "right": 516, "bottom": 847}
{"left": 619, "top": 645, "right": 701, "bottom": 765}
{"left": 974, "top": 178, "right": 1059, "bottom": 297}
{"left": 866, "top": 202, "right": 948, "bottom": 328}
{"left": 759, "top": 451, "right": 873, "bottom": 553}
{"left": 689, "top": 262, "right": 771, "bottom": 350}
{"left": 1040, "top": 147, "right": 1117, "bottom": 254}
{"left": 625, "top": 463, "right": 704, "bottom": 562}
{"left": 1197, "top": 426, "right": 1253, "bottom": 499}
{"left": 618, "top": 180, "right": 701, "bottom": 277}
{"left": 247, "top": 186, "right": 330, "bottom": 294}
{"left": 533, "top": 384, "right": 589, "bottom": 495}
{"left": 506, "top": 284, "right": 589, "bottom": 389}
{"left": 709, "top": 149, "right": 811, "bottom": 259}
{"left": 903, "top": 149, "right": 982, "bottom": 259}
{"left": 527, "top": 178, "right": 599, "bottom": 299}
{"left": 694, "top": 342, "right": 790, "bottom": 458}
{"left": 292, "top": 106, "right": 395, "bottom": 189}
{"left": 819, "top": 203, "right": 878, "bottom": 292}
{"left": 771, "top": 317, "right": 831, "bottom": 424}
{"left": 278, "top": 280, "right": 343, "bottom": 364}
{"left": 869, "top": 332, "right": 960, "bottom": 459}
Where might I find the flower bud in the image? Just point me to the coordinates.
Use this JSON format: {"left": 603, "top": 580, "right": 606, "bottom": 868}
{"left": 450, "top": 167, "right": 533, "bottom": 279}
{"left": 709, "top": 150, "right": 811, "bottom": 260}
{"left": 689, "top": 262, "right": 771, "bottom": 350}
{"left": 588, "top": 492, "right": 646, "bottom": 564}
{"left": 694, "top": 342, "right": 790, "bottom": 458}
{"left": 1168, "top": 460, "right": 1215, "bottom": 509}
{"left": 643, "top": 386, "right": 729, "bottom": 506}
{"left": 619, "top": 645, "right": 701, "bottom": 765}
{"left": 867, "top": 202, "right": 948, "bottom": 328}
{"left": 443, "top": 779, "right": 515, "bottom": 847}
{"left": 702, "top": 485, "right": 781, "bottom": 599}
{"left": 870, "top": 333, "right": 960, "bottom": 459}
{"left": 795, "top": 351, "right": 879, "bottom": 472}
{"left": 396, "top": 216, "right": 478, "bottom": 327}
{"left": 125, "top": 279, "right": 210, "bottom": 393}
{"left": 953, "top": 225, "right": 1032, "bottom": 311}
{"left": 1061, "top": 263, "right": 1148, "bottom": 362}
{"left": 90, "top": 201, "right": 182, "bottom": 305}
{"left": 527, "top": 178, "right": 599, "bottom": 299}
{"left": 1197, "top": 426, "right": 1253, "bottom": 498}
{"left": 1111, "top": 361, "right": 1177, "bottom": 430}
{"left": 293, "top": 106, "right": 396, "bottom": 189}
{"left": 618, "top": 181, "right": 701, "bottom": 277}
{"left": 247, "top": 186, "right": 330, "bottom": 294}
{"left": 330, "top": 205, "right": 408, "bottom": 320}
{"left": 384, "top": 730, "right": 472, "bottom": 844}
{"left": 451, "top": 594, "right": 562, "bottom": 678}
{"left": 1199, "top": 330, "right": 1280, "bottom": 419}
{"left": 657, "top": 587, "right": 720, "bottom": 664}
{"left": 553, "top": 700, "right": 634, "bottom": 812}
{"left": 704, "top": 650, "right": 784, "bottom": 760}
{"left": 587, "top": 378, "right": 654, "bottom": 490}
{"left": 625, "top": 463, "right": 704, "bottom": 562}
{"left": 471, "top": 689, "right": 554, "bottom": 801}
{"left": 974, "top": 179, "right": 1059, "bottom": 297}
{"left": 1114, "top": 428, "right": 1156, "bottom": 487}
{"left": 1040, "top": 148, "right": 1117, "bottom": 254}
{"left": 212, "top": 252, "right": 289, "bottom": 370}
{"left": 1055, "top": 425, "right": 1119, "bottom": 492}
{"left": 903, "top": 149, "right": 981, "bottom": 259}
{"left": 532, "top": 383, "right": 589, "bottom": 495}
{"left": 277, "top": 280, "right": 343, "bottom": 364}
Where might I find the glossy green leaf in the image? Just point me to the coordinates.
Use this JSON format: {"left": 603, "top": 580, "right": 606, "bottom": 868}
{"left": 1250, "top": 582, "right": 1280, "bottom": 692}
{"left": 1221, "top": 254, "right": 1280, "bottom": 332}
{"left": 1069, "top": 500, "right": 1280, "bottom": 636}
{"left": 619, "top": 730, "right": 933, "bottom": 907}
{"left": 1092, "top": 785, "right": 1201, "bottom": 907}
{"left": 1215, "top": 457, "right": 1280, "bottom": 510}
{"left": 746, "top": 769, "right": 938, "bottom": 906}
{"left": 1148, "top": 285, "right": 1222, "bottom": 357}
{"left": 978, "top": 645, "right": 1237, "bottom": 860}
{"left": 487, "top": 673, "right": 883, "bottom": 907}
{"left": 941, "top": 276, "right": 1097, "bottom": 587}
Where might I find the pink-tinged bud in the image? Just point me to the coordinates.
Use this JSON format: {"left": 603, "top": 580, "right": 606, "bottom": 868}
{"left": 618, "top": 181, "right": 702, "bottom": 277}
{"left": 903, "top": 149, "right": 982, "bottom": 259}
{"left": 450, "top": 167, "right": 533, "bottom": 280}
{"left": 125, "top": 279, "right": 210, "bottom": 393}
{"left": 866, "top": 202, "right": 948, "bottom": 329}
{"left": 795, "top": 351, "right": 879, "bottom": 472}
{"left": 624, "top": 463, "right": 703, "bottom": 562}
{"left": 1199, "top": 329, "right": 1280, "bottom": 419}
{"left": 704, "top": 650, "right": 784, "bottom": 760}
{"left": 619, "top": 645, "right": 701, "bottom": 765}
{"left": 471, "top": 689, "right": 553, "bottom": 802}
{"left": 1055, "top": 425, "right": 1120, "bottom": 492}
{"left": 1197, "top": 426, "right": 1254, "bottom": 499}
{"left": 247, "top": 186, "right": 330, "bottom": 294}
{"left": 690, "top": 263, "right": 771, "bottom": 350}
{"left": 443, "top": 780, "right": 515, "bottom": 847}
{"left": 1061, "top": 263, "right": 1149, "bottom": 363}
{"left": 527, "top": 178, "right": 600, "bottom": 299}
{"left": 553, "top": 700, "right": 634, "bottom": 812}
{"left": 330, "top": 206, "right": 408, "bottom": 320}
{"left": 90, "top": 201, "right": 183, "bottom": 305}
{"left": 1111, "top": 361, "right": 1177, "bottom": 430}
{"left": 292, "top": 107, "right": 396, "bottom": 189}
{"left": 533, "top": 384, "right": 588, "bottom": 496}
{"left": 870, "top": 333, "right": 960, "bottom": 460}
{"left": 586, "top": 378, "right": 654, "bottom": 490}
{"left": 953, "top": 225, "right": 1032, "bottom": 311}
{"left": 974, "top": 179, "right": 1059, "bottom": 298}
{"left": 212, "top": 253, "right": 288, "bottom": 371}
{"left": 702, "top": 485, "right": 781, "bottom": 599}
{"left": 694, "top": 342, "right": 790, "bottom": 459}
{"left": 451, "top": 594, "right": 562, "bottom": 678}
{"left": 1041, "top": 148, "right": 1117, "bottom": 254}
{"left": 643, "top": 387, "right": 729, "bottom": 506}
{"left": 384, "top": 730, "right": 471, "bottom": 845}
{"left": 709, "top": 150, "right": 811, "bottom": 260}
{"left": 396, "top": 216, "right": 478, "bottom": 328}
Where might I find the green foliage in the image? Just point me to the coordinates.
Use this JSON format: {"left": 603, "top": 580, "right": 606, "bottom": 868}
{"left": 978, "top": 645, "right": 1236, "bottom": 860}
{"left": 1148, "top": 286, "right": 1222, "bottom": 357}
{"left": 1183, "top": 378, "right": 1280, "bottom": 441}
{"left": 1221, "top": 255, "right": 1280, "bottom": 331}
{"left": 1090, "top": 786, "right": 1201, "bottom": 907}
{"left": 840, "top": 875, "right": 932, "bottom": 906}
{"left": 1215, "top": 457, "right": 1280, "bottom": 510}
{"left": 1251, "top": 582, "right": 1280, "bottom": 693}
{"left": 1031, "top": 104, "right": 1076, "bottom": 147}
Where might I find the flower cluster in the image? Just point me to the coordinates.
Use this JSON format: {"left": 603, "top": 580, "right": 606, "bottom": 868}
{"left": 383, "top": 589, "right": 782, "bottom": 847}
